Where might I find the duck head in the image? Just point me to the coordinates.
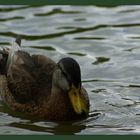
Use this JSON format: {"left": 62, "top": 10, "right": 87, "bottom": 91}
{"left": 52, "top": 57, "right": 89, "bottom": 115}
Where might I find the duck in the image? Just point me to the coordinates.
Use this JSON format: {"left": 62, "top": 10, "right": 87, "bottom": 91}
{"left": 0, "top": 36, "right": 89, "bottom": 121}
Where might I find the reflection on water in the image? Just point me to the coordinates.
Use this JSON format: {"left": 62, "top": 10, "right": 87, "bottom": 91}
{"left": 1, "top": 5, "right": 140, "bottom": 134}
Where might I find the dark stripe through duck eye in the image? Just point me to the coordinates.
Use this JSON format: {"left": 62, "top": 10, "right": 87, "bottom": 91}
{"left": 61, "top": 70, "right": 72, "bottom": 87}
{"left": 57, "top": 63, "right": 72, "bottom": 87}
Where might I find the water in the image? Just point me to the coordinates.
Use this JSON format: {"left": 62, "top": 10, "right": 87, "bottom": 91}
{"left": 0, "top": 5, "right": 140, "bottom": 135}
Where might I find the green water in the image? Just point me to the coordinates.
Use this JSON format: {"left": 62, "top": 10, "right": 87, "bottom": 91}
{"left": 0, "top": 5, "right": 140, "bottom": 134}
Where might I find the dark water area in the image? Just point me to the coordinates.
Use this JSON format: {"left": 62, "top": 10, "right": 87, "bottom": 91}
{"left": 0, "top": 5, "right": 140, "bottom": 134}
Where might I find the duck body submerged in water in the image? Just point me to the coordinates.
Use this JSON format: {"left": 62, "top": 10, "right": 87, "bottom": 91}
{"left": 0, "top": 37, "right": 89, "bottom": 121}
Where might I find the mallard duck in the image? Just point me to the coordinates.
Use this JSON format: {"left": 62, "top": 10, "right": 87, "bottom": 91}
{"left": 0, "top": 37, "right": 89, "bottom": 121}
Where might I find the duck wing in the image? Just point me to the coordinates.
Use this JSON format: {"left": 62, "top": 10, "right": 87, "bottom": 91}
{"left": 6, "top": 39, "right": 55, "bottom": 103}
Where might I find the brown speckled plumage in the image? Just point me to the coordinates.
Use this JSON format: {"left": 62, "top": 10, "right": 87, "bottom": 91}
{"left": 0, "top": 39, "right": 89, "bottom": 121}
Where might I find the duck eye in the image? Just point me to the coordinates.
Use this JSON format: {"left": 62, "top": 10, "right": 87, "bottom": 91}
{"left": 58, "top": 64, "right": 67, "bottom": 77}
{"left": 61, "top": 70, "right": 66, "bottom": 76}
{"left": 61, "top": 70, "right": 68, "bottom": 80}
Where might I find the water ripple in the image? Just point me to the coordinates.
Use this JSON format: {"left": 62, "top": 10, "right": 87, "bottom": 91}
{"left": 0, "top": 16, "right": 24, "bottom": 22}
{"left": 34, "top": 8, "right": 82, "bottom": 17}
{"left": 0, "top": 6, "right": 30, "bottom": 12}
{"left": 30, "top": 46, "right": 56, "bottom": 51}
{"left": 0, "top": 23, "right": 140, "bottom": 41}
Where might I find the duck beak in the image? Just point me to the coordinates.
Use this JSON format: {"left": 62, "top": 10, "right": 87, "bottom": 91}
{"left": 68, "top": 84, "right": 88, "bottom": 115}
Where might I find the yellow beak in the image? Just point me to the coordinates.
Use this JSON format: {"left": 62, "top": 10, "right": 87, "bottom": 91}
{"left": 68, "top": 85, "right": 88, "bottom": 115}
